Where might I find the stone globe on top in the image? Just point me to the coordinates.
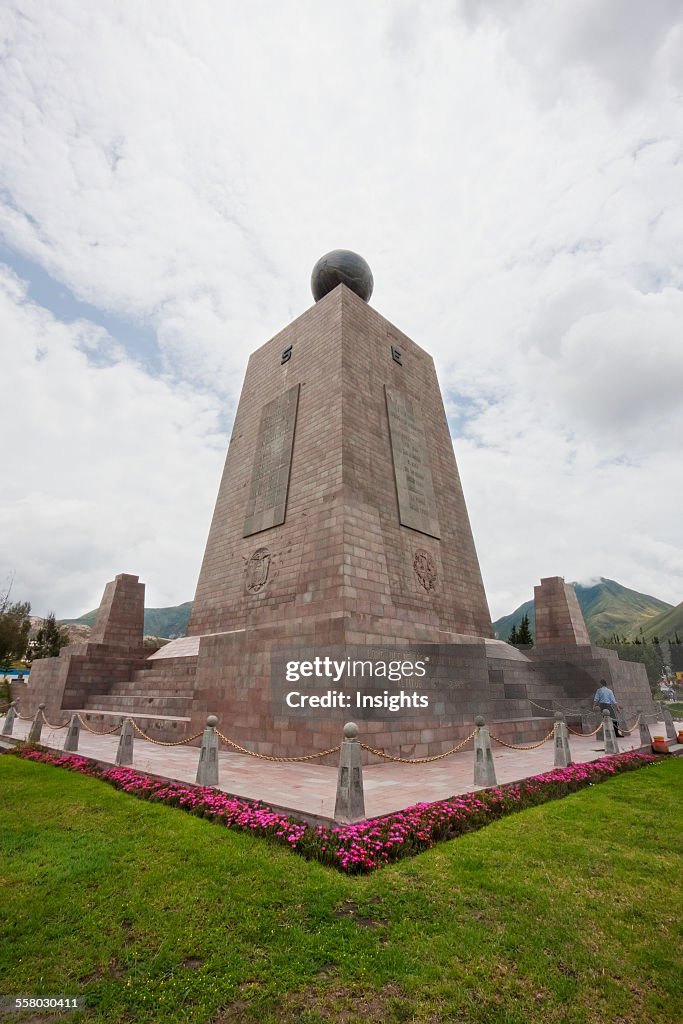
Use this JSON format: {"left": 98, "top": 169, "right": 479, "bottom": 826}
{"left": 311, "top": 249, "right": 373, "bottom": 303}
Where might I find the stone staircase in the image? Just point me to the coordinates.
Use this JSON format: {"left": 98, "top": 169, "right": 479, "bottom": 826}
{"left": 78, "top": 658, "right": 197, "bottom": 743}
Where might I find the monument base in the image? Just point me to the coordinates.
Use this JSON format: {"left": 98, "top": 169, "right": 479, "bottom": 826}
{"left": 22, "top": 572, "right": 657, "bottom": 761}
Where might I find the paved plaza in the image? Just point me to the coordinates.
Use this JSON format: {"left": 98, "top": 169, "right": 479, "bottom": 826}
{"left": 3, "top": 713, "right": 679, "bottom": 824}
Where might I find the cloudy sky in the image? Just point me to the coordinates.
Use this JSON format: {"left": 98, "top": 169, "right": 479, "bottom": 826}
{"left": 1, "top": 0, "right": 682, "bottom": 622}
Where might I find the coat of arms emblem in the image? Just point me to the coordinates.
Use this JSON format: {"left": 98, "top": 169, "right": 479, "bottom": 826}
{"left": 246, "top": 548, "right": 272, "bottom": 593}
{"left": 413, "top": 549, "right": 437, "bottom": 592}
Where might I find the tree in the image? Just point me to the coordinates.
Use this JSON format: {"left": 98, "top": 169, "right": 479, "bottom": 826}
{"left": 31, "top": 612, "right": 70, "bottom": 660}
{"left": 517, "top": 613, "right": 533, "bottom": 646}
{"left": 0, "top": 587, "right": 31, "bottom": 669}
{"left": 507, "top": 614, "right": 533, "bottom": 646}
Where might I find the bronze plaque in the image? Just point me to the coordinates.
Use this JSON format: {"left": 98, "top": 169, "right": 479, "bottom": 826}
{"left": 385, "top": 386, "right": 441, "bottom": 539}
{"left": 243, "top": 384, "right": 300, "bottom": 537}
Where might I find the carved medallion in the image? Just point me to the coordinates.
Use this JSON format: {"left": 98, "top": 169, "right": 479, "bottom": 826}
{"left": 246, "top": 548, "right": 272, "bottom": 593}
{"left": 413, "top": 549, "right": 437, "bottom": 592}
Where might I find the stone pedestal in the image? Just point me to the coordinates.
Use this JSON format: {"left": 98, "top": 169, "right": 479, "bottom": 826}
{"left": 553, "top": 713, "right": 572, "bottom": 767}
{"left": 473, "top": 717, "right": 496, "bottom": 787}
{"left": 334, "top": 723, "right": 365, "bottom": 822}
{"left": 28, "top": 704, "right": 45, "bottom": 744}
{"left": 115, "top": 719, "right": 134, "bottom": 765}
{"left": 1, "top": 702, "right": 17, "bottom": 736}
{"left": 63, "top": 713, "right": 80, "bottom": 752}
{"left": 195, "top": 715, "right": 220, "bottom": 787}
{"left": 602, "top": 710, "right": 619, "bottom": 755}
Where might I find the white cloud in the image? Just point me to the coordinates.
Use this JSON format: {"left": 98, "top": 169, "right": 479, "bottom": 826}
{"left": 0, "top": 265, "right": 225, "bottom": 616}
{"left": 0, "top": 0, "right": 681, "bottom": 622}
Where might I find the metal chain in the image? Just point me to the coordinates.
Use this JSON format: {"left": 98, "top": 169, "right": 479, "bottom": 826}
{"left": 76, "top": 713, "right": 122, "bottom": 735}
{"left": 489, "top": 726, "right": 556, "bottom": 750}
{"left": 130, "top": 720, "right": 204, "bottom": 747}
{"left": 567, "top": 722, "right": 604, "bottom": 737}
{"left": 360, "top": 729, "right": 477, "bottom": 764}
{"left": 528, "top": 698, "right": 583, "bottom": 715}
{"left": 40, "top": 709, "right": 70, "bottom": 730}
{"left": 215, "top": 729, "right": 340, "bottom": 762}
{"left": 619, "top": 713, "right": 642, "bottom": 736}
{"left": 16, "top": 711, "right": 34, "bottom": 721}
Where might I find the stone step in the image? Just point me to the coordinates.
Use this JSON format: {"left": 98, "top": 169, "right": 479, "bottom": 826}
{"left": 77, "top": 708, "right": 191, "bottom": 723}
{"left": 95, "top": 683, "right": 194, "bottom": 698}
{"left": 132, "top": 664, "right": 197, "bottom": 680}
{"left": 76, "top": 707, "right": 193, "bottom": 744}
{"left": 83, "top": 695, "right": 193, "bottom": 713}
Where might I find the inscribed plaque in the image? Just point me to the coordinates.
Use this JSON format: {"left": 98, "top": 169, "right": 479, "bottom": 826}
{"left": 243, "top": 384, "right": 300, "bottom": 536}
{"left": 385, "top": 386, "right": 441, "bottom": 539}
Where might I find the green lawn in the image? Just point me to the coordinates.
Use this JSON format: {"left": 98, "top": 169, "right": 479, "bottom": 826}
{"left": 0, "top": 756, "right": 681, "bottom": 1024}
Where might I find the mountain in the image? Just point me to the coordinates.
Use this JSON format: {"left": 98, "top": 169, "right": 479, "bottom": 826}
{"left": 61, "top": 601, "right": 193, "bottom": 640}
{"left": 637, "top": 600, "right": 683, "bottom": 643}
{"left": 493, "top": 578, "right": 674, "bottom": 643}
{"left": 61, "top": 577, "right": 679, "bottom": 646}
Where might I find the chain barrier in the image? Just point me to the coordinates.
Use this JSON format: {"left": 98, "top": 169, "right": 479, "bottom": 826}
{"left": 489, "top": 726, "right": 556, "bottom": 750}
{"left": 567, "top": 711, "right": 644, "bottom": 738}
{"left": 528, "top": 698, "right": 583, "bottom": 715}
{"left": 215, "top": 729, "right": 340, "bottom": 763}
{"left": 40, "top": 709, "right": 71, "bottom": 730}
{"left": 130, "top": 720, "right": 204, "bottom": 747}
{"left": 360, "top": 729, "right": 477, "bottom": 764}
{"left": 76, "top": 714, "right": 122, "bottom": 736}
{"left": 567, "top": 722, "right": 604, "bottom": 737}
{"left": 619, "top": 713, "right": 641, "bottom": 736}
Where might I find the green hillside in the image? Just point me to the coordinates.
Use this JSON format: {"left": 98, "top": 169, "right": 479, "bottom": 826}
{"left": 62, "top": 601, "right": 193, "bottom": 639}
{"left": 493, "top": 578, "right": 674, "bottom": 643}
{"left": 638, "top": 600, "right": 683, "bottom": 643}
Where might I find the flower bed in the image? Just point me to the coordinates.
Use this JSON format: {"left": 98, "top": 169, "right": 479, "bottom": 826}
{"left": 7, "top": 747, "right": 658, "bottom": 874}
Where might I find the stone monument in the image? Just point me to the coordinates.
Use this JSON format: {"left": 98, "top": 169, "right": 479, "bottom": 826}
{"left": 22, "top": 252, "right": 655, "bottom": 756}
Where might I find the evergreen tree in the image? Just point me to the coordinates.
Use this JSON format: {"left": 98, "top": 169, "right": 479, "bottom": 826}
{"left": 31, "top": 612, "right": 70, "bottom": 660}
{"left": 516, "top": 613, "right": 533, "bottom": 646}
{"left": 507, "top": 624, "right": 519, "bottom": 644}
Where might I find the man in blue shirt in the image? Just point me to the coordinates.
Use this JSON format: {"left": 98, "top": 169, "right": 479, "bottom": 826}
{"left": 593, "top": 679, "right": 623, "bottom": 737}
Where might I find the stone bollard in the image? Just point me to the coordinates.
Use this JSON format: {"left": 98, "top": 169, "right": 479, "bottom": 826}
{"left": 195, "top": 715, "right": 220, "bottom": 787}
{"left": 553, "top": 712, "right": 572, "bottom": 768}
{"left": 602, "top": 709, "right": 619, "bottom": 755}
{"left": 1, "top": 701, "right": 18, "bottom": 736}
{"left": 473, "top": 716, "right": 497, "bottom": 787}
{"left": 115, "top": 719, "right": 135, "bottom": 766}
{"left": 28, "top": 704, "right": 46, "bottom": 744}
{"left": 638, "top": 709, "right": 651, "bottom": 750}
{"left": 63, "top": 713, "right": 81, "bottom": 753}
{"left": 334, "top": 722, "right": 366, "bottom": 823}
{"left": 661, "top": 706, "right": 677, "bottom": 742}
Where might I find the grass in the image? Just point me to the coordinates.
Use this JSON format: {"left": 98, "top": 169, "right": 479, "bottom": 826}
{"left": 0, "top": 756, "right": 681, "bottom": 1024}
{"left": 665, "top": 701, "right": 683, "bottom": 719}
